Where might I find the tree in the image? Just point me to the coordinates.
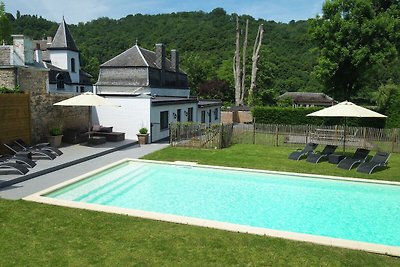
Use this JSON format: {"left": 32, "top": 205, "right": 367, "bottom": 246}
{"left": 0, "top": 1, "right": 11, "bottom": 44}
{"left": 16, "top": 10, "right": 20, "bottom": 19}
{"left": 233, "top": 16, "right": 264, "bottom": 106}
{"left": 309, "top": 0, "right": 400, "bottom": 101}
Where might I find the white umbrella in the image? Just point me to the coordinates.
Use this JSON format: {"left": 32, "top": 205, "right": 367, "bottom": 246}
{"left": 307, "top": 101, "right": 387, "bottom": 151}
{"left": 54, "top": 92, "right": 120, "bottom": 136}
{"left": 54, "top": 92, "right": 120, "bottom": 107}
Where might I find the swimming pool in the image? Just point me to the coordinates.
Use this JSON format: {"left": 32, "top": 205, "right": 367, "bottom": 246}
{"left": 26, "top": 159, "right": 400, "bottom": 255}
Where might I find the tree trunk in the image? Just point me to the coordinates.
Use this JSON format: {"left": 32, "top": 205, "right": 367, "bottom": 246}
{"left": 248, "top": 24, "right": 264, "bottom": 106}
{"left": 240, "top": 19, "right": 249, "bottom": 106}
{"left": 234, "top": 16, "right": 242, "bottom": 106}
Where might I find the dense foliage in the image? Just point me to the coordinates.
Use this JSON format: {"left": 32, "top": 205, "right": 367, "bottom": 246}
{"left": 8, "top": 9, "right": 321, "bottom": 105}
{"left": 309, "top": 0, "right": 400, "bottom": 101}
{"left": 0, "top": 1, "right": 11, "bottom": 44}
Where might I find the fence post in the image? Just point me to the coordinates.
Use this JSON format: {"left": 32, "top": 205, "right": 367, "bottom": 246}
{"left": 220, "top": 123, "right": 223, "bottom": 149}
{"left": 362, "top": 127, "right": 367, "bottom": 148}
{"left": 253, "top": 117, "right": 256, "bottom": 144}
{"left": 275, "top": 125, "right": 279, "bottom": 146}
{"left": 306, "top": 124, "right": 309, "bottom": 144}
{"left": 391, "top": 128, "right": 398, "bottom": 153}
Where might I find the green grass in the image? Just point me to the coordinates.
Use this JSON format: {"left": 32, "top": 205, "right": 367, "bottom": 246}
{"left": 1, "top": 199, "right": 399, "bottom": 266}
{"left": 2, "top": 143, "right": 400, "bottom": 266}
{"left": 143, "top": 144, "right": 400, "bottom": 182}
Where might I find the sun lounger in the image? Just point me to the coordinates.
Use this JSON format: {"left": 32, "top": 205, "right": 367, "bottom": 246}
{"left": 306, "top": 145, "right": 337, "bottom": 163}
{"left": 14, "top": 139, "right": 63, "bottom": 156}
{"left": 357, "top": 151, "right": 390, "bottom": 174}
{"left": 4, "top": 142, "right": 56, "bottom": 160}
{"left": 337, "top": 148, "right": 370, "bottom": 170}
{"left": 0, "top": 154, "right": 36, "bottom": 168}
{"left": 288, "top": 143, "right": 318, "bottom": 160}
{"left": 0, "top": 161, "right": 29, "bottom": 175}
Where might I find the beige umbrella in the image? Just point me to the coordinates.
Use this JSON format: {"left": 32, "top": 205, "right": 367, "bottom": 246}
{"left": 307, "top": 101, "right": 386, "bottom": 151}
{"left": 54, "top": 92, "right": 120, "bottom": 136}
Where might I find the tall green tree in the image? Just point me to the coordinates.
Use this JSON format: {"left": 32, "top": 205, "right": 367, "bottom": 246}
{"left": 309, "top": 0, "right": 400, "bottom": 101}
{"left": 0, "top": 1, "right": 11, "bottom": 44}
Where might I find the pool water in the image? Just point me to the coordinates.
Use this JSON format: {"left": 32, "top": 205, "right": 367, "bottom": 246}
{"left": 46, "top": 161, "right": 400, "bottom": 247}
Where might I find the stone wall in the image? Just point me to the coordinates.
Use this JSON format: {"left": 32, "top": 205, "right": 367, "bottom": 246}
{"left": 0, "top": 67, "right": 17, "bottom": 88}
{"left": 30, "top": 94, "right": 88, "bottom": 142}
{"left": 18, "top": 67, "right": 48, "bottom": 94}
{"left": 0, "top": 46, "right": 11, "bottom": 65}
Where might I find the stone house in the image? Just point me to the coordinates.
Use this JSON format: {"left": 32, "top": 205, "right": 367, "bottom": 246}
{"left": 94, "top": 43, "right": 222, "bottom": 142}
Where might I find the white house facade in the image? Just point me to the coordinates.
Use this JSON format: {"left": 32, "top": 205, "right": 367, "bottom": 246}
{"left": 94, "top": 43, "right": 221, "bottom": 142}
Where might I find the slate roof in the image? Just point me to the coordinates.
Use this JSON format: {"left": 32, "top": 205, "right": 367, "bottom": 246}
{"left": 278, "top": 92, "right": 336, "bottom": 105}
{"left": 101, "top": 45, "right": 185, "bottom": 74}
{"left": 48, "top": 18, "right": 79, "bottom": 52}
{"left": 198, "top": 100, "right": 222, "bottom": 107}
{"left": 151, "top": 96, "right": 198, "bottom": 106}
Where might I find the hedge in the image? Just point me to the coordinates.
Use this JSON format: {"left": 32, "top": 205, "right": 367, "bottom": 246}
{"left": 252, "top": 106, "right": 385, "bottom": 128}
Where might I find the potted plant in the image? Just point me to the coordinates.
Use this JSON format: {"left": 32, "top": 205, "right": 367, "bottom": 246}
{"left": 137, "top": 127, "right": 149, "bottom": 145}
{"left": 48, "top": 126, "right": 63, "bottom": 147}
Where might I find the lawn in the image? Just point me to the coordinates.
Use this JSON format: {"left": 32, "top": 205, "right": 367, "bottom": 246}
{"left": 1, "top": 199, "right": 400, "bottom": 266}
{"left": 143, "top": 144, "right": 400, "bottom": 182}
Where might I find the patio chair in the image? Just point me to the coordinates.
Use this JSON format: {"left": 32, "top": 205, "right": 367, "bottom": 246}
{"left": 14, "top": 139, "right": 63, "bottom": 156}
{"left": 288, "top": 143, "right": 318, "bottom": 160}
{"left": 357, "top": 151, "right": 390, "bottom": 174}
{"left": 337, "top": 148, "right": 370, "bottom": 170}
{"left": 306, "top": 145, "right": 337, "bottom": 164}
{"left": 4, "top": 142, "right": 56, "bottom": 160}
{"left": 0, "top": 154, "right": 36, "bottom": 168}
{"left": 0, "top": 160, "right": 29, "bottom": 175}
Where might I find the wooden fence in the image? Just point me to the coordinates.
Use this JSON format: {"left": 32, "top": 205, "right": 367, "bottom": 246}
{"left": 0, "top": 94, "right": 31, "bottom": 154}
{"left": 170, "top": 123, "right": 234, "bottom": 149}
{"left": 170, "top": 122, "right": 400, "bottom": 153}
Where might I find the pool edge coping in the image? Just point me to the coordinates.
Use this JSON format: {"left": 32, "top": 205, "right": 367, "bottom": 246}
{"left": 23, "top": 158, "right": 400, "bottom": 257}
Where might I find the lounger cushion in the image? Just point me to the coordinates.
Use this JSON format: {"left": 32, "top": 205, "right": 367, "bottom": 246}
{"left": 99, "top": 126, "right": 113, "bottom": 133}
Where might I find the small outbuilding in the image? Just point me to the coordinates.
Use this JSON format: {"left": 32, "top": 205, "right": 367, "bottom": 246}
{"left": 278, "top": 92, "right": 336, "bottom": 107}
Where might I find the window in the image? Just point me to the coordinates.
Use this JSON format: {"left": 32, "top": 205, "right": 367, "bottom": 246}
{"left": 214, "top": 108, "right": 218, "bottom": 120}
{"left": 160, "top": 111, "right": 169, "bottom": 130}
{"left": 187, "top": 107, "right": 193, "bottom": 122}
{"left": 56, "top": 73, "right": 64, "bottom": 90}
{"left": 177, "top": 109, "right": 181, "bottom": 122}
{"left": 208, "top": 109, "right": 212, "bottom": 123}
{"left": 80, "top": 86, "right": 85, "bottom": 93}
{"left": 71, "top": 58, "right": 76, "bottom": 72}
{"left": 201, "top": 110, "right": 206, "bottom": 123}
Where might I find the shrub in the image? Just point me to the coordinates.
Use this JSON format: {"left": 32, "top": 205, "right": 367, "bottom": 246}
{"left": 139, "top": 127, "right": 148, "bottom": 134}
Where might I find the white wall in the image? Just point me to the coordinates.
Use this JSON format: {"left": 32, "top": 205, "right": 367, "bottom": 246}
{"left": 150, "top": 102, "right": 198, "bottom": 142}
{"left": 49, "top": 50, "right": 80, "bottom": 83}
{"left": 92, "top": 96, "right": 151, "bottom": 140}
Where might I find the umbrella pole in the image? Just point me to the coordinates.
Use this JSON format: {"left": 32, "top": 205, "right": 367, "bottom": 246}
{"left": 88, "top": 106, "right": 91, "bottom": 138}
{"left": 343, "top": 117, "right": 346, "bottom": 152}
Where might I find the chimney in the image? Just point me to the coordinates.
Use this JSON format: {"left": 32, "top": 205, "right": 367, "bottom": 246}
{"left": 12, "top": 35, "right": 34, "bottom": 65}
{"left": 171, "top": 49, "right": 179, "bottom": 73}
{"left": 35, "top": 49, "right": 42, "bottom": 62}
{"left": 155, "top": 43, "right": 166, "bottom": 86}
{"left": 47, "top": 36, "right": 53, "bottom": 45}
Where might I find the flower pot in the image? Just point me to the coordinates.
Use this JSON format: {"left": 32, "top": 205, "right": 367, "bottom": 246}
{"left": 48, "top": 135, "right": 63, "bottom": 147}
{"left": 137, "top": 133, "right": 149, "bottom": 145}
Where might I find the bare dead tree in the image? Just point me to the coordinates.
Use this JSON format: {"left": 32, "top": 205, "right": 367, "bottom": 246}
{"left": 248, "top": 24, "right": 264, "bottom": 106}
{"left": 240, "top": 19, "right": 249, "bottom": 105}
{"left": 233, "top": 16, "right": 263, "bottom": 106}
{"left": 233, "top": 16, "right": 242, "bottom": 106}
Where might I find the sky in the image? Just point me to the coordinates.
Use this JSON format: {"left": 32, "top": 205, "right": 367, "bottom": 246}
{"left": 4, "top": 0, "right": 325, "bottom": 24}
